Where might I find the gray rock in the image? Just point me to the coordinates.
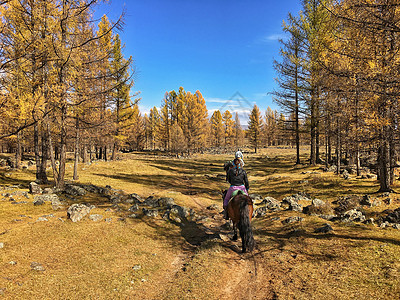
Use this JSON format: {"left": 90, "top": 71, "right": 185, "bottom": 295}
{"left": 142, "top": 208, "right": 158, "bottom": 217}
{"left": 132, "top": 265, "right": 141, "bottom": 271}
{"left": 315, "top": 224, "right": 333, "bottom": 233}
{"left": 249, "top": 194, "right": 263, "bottom": 201}
{"left": 255, "top": 207, "right": 267, "bottom": 218}
{"left": 42, "top": 188, "right": 54, "bottom": 194}
{"left": 33, "top": 199, "right": 45, "bottom": 206}
{"left": 282, "top": 216, "right": 304, "bottom": 224}
{"left": 36, "top": 217, "right": 48, "bottom": 222}
{"left": 128, "top": 193, "right": 143, "bottom": 204}
{"left": 34, "top": 194, "right": 60, "bottom": 203}
{"left": 51, "top": 197, "right": 64, "bottom": 210}
{"left": 312, "top": 199, "right": 326, "bottom": 207}
{"left": 65, "top": 184, "right": 87, "bottom": 196}
{"left": 341, "top": 209, "right": 365, "bottom": 222}
{"left": 67, "top": 203, "right": 94, "bottom": 222}
{"left": 157, "top": 197, "right": 175, "bottom": 207}
{"left": 0, "top": 242, "right": 4, "bottom": 249}
{"left": 89, "top": 214, "right": 103, "bottom": 221}
{"left": 30, "top": 262, "right": 45, "bottom": 271}
{"left": 144, "top": 196, "right": 158, "bottom": 207}
{"left": 29, "top": 182, "right": 42, "bottom": 194}
{"left": 128, "top": 204, "right": 139, "bottom": 212}
{"left": 288, "top": 202, "right": 303, "bottom": 212}
{"left": 360, "top": 195, "right": 381, "bottom": 207}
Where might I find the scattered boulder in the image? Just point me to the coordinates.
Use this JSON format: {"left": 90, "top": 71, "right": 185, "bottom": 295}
{"left": 89, "top": 214, "right": 103, "bottom": 222}
{"left": 65, "top": 184, "right": 87, "bottom": 196}
{"left": 157, "top": 197, "right": 175, "bottom": 208}
{"left": 282, "top": 216, "right": 304, "bottom": 224}
{"left": 342, "top": 170, "right": 350, "bottom": 180}
{"left": 29, "top": 182, "right": 42, "bottom": 194}
{"left": 334, "top": 195, "right": 361, "bottom": 215}
{"left": 0, "top": 242, "right": 4, "bottom": 249}
{"left": 142, "top": 208, "right": 158, "bottom": 217}
{"left": 34, "top": 194, "right": 60, "bottom": 204}
{"left": 360, "top": 195, "right": 381, "bottom": 207}
{"left": 127, "top": 193, "right": 143, "bottom": 204}
{"left": 383, "top": 207, "right": 400, "bottom": 224}
{"left": 288, "top": 202, "right": 303, "bottom": 212}
{"left": 128, "top": 204, "right": 139, "bottom": 212}
{"left": 33, "top": 198, "right": 45, "bottom": 206}
{"left": 259, "top": 197, "right": 281, "bottom": 212}
{"left": 42, "top": 188, "right": 54, "bottom": 194}
{"left": 249, "top": 194, "right": 263, "bottom": 201}
{"left": 303, "top": 199, "right": 334, "bottom": 216}
{"left": 341, "top": 209, "right": 366, "bottom": 222}
{"left": 30, "top": 262, "right": 45, "bottom": 272}
{"left": 315, "top": 224, "right": 333, "bottom": 233}
{"left": 255, "top": 207, "right": 268, "bottom": 218}
{"left": 51, "top": 197, "right": 64, "bottom": 210}
{"left": 67, "top": 203, "right": 94, "bottom": 222}
{"left": 145, "top": 196, "right": 158, "bottom": 207}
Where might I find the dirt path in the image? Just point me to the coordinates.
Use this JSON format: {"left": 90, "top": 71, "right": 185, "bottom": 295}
{"left": 157, "top": 201, "right": 278, "bottom": 300}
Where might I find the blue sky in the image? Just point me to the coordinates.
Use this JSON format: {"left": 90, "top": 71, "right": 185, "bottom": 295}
{"left": 95, "top": 0, "right": 302, "bottom": 123}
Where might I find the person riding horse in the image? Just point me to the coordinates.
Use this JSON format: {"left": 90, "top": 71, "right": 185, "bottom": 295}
{"left": 223, "top": 157, "right": 249, "bottom": 219}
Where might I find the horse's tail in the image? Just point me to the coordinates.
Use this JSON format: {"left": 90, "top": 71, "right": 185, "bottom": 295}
{"left": 238, "top": 197, "right": 255, "bottom": 253}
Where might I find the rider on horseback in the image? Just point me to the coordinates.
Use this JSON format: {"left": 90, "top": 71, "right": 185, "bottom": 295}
{"left": 223, "top": 157, "right": 249, "bottom": 219}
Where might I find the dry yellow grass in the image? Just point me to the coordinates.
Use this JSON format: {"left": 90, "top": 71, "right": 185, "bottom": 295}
{"left": 0, "top": 148, "right": 399, "bottom": 299}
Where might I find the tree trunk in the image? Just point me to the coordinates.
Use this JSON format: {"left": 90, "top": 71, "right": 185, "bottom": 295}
{"left": 56, "top": 105, "right": 67, "bottom": 190}
{"left": 15, "top": 131, "right": 22, "bottom": 169}
{"left": 73, "top": 119, "right": 80, "bottom": 181}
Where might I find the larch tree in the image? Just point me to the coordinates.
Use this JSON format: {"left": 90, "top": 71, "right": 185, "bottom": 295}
{"left": 247, "top": 104, "right": 262, "bottom": 153}
{"left": 222, "top": 110, "right": 235, "bottom": 147}
{"left": 210, "top": 110, "right": 224, "bottom": 147}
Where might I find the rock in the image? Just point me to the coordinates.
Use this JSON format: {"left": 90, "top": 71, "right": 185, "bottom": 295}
{"left": 360, "top": 194, "right": 381, "bottom": 207}
{"left": 65, "top": 184, "right": 87, "bottom": 196}
{"left": 249, "top": 194, "right": 263, "bottom": 201}
{"left": 42, "top": 188, "right": 54, "bottom": 194}
{"left": 35, "top": 193, "right": 60, "bottom": 202}
{"left": 326, "top": 165, "right": 337, "bottom": 173}
{"left": 33, "top": 199, "right": 45, "bottom": 206}
{"left": 334, "top": 195, "right": 361, "bottom": 215}
{"left": 342, "top": 170, "right": 350, "bottom": 180}
{"left": 29, "top": 182, "right": 42, "bottom": 194}
{"left": 260, "top": 197, "right": 281, "bottom": 212}
{"left": 288, "top": 202, "right": 303, "bottom": 212}
{"left": 132, "top": 265, "right": 141, "bottom": 271}
{"left": 383, "top": 207, "right": 400, "bottom": 223}
{"left": 67, "top": 203, "right": 94, "bottom": 222}
{"left": 341, "top": 209, "right": 365, "bottom": 222}
{"left": 0, "top": 242, "right": 4, "bottom": 249}
{"left": 30, "top": 262, "right": 45, "bottom": 271}
{"left": 36, "top": 217, "right": 48, "bottom": 222}
{"left": 128, "top": 204, "right": 139, "bottom": 212}
{"left": 89, "top": 214, "right": 103, "bottom": 222}
{"left": 145, "top": 196, "right": 158, "bottom": 207}
{"left": 282, "top": 216, "right": 304, "bottom": 224}
{"left": 206, "top": 204, "right": 219, "bottom": 211}
{"left": 142, "top": 208, "right": 158, "bottom": 217}
{"left": 9, "top": 261, "right": 17, "bottom": 265}
{"left": 315, "top": 224, "right": 333, "bottom": 233}
{"left": 127, "top": 193, "right": 143, "bottom": 204}
{"left": 363, "top": 218, "right": 375, "bottom": 225}
{"left": 157, "top": 197, "right": 174, "bottom": 207}
{"left": 304, "top": 199, "right": 333, "bottom": 216}
{"left": 51, "top": 197, "right": 64, "bottom": 210}
{"left": 255, "top": 207, "right": 267, "bottom": 218}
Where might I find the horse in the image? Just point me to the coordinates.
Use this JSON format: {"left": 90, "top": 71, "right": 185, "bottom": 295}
{"left": 222, "top": 190, "right": 255, "bottom": 253}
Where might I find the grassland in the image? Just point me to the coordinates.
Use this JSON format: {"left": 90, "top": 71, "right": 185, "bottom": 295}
{"left": 0, "top": 147, "right": 399, "bottom": 299}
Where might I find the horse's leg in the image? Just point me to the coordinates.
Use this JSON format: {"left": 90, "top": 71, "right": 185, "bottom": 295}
{"left": 232, "top": 222, "right": 238, "bottom": 241}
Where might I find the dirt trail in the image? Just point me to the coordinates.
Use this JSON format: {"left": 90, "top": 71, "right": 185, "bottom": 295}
{"left": 158, "top": 200, "right": 278, "bottom": 300}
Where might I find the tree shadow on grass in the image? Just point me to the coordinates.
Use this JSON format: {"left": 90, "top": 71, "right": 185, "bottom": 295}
{"left": 93, "top": 172, "right": 221, "bottom": 197}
